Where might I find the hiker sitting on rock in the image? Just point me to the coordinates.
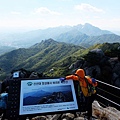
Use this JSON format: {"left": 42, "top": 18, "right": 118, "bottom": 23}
{"left": 60, "top": 69, "right": 98, "bottom": 120}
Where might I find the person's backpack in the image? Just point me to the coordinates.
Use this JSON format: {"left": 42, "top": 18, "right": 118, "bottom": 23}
{"left": 84, "top": 77, "right": 97, "bottom": 96}
{"left": 74, "top": 73, "right": 97, "bottom": 97}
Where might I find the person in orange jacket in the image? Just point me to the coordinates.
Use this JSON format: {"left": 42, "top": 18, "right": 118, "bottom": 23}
{"left": 60, "top": 69, "right": 97, "bottom": 120}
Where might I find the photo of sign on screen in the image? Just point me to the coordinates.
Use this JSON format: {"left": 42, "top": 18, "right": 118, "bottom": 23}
{"left": 19, "top": 78, "right": 78, "bottom": 115}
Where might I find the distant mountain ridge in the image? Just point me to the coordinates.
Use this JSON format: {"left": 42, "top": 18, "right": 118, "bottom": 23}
{"left": 0, "top": 23, "right": 118, "bottom": 49}
{"left": 57, "top": 33, "right": 120, "bottom": 47}
{"left": 71, "top": 23, "right": 112, "bottom": 36}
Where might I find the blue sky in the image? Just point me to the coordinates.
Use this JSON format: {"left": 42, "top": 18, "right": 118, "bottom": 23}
{"left": 0, "top": 0, "right": 120, "bottom": 32}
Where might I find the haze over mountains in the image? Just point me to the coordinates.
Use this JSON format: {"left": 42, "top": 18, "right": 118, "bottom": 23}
{"left": 0, "top": 23, "right": 120, "bottom": 51}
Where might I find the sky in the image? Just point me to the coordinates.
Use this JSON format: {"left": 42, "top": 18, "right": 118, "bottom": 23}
{"left": 0, "top": 0, "right": 120, "bottom": 33}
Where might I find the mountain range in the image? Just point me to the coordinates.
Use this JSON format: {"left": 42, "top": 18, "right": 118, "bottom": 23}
{"left": 0, "top": 23, "right": 120, "bottom": 50}
{"left": 0, "top": 37, "right": 119, "bottom": 80}
{"left": 0, "top": 39, "right": 84, "bottom": 79}
{"left": 0, "top": 23, "right": 120, "bottom": 79}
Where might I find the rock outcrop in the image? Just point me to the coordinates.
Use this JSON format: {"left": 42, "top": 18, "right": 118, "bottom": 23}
{"left": 69, "top": 48, "right": 120, "bottom": 87}
{"left": 31, "top": 101, "right": 120, "bottom": 120}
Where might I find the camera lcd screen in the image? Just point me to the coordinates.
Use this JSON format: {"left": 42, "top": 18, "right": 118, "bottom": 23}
{"left": 19, "top": 78, "right": 78, "bottom": 115}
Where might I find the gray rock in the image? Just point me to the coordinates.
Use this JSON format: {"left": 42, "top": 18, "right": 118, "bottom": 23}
{"left": 90, "top": 49, "right": 105, "bottom": 59}
{"left": 31, "top": 116, "right": 48, "bottom": 120}
{"left": 50, "top": 114, "right": 61, "bottom": 120}
{"left": 84, "top": 65, "right": 101, "bottom": 78}
{"left": 113, "top": 62, "right": 120, "bottom": 75}
{"left": 74, "top": 117, "right": 85, "bottom": 120}
{"left": 114, "top": 77, "right": 120, "bottom": 87}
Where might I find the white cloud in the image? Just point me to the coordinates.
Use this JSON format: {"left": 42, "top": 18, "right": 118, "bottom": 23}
{"left": 75, "top": 3, "right": 104, "bottom": 13}
{"left": 11, "top": 11, "right": 21, "bottom": 15}
{"left": 33, "top": 7, "right": 61, "bottom": 15}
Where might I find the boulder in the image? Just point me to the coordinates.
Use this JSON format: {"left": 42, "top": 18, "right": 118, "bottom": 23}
{"left": 84, "top": 65, "right": 101, "bottom": 78}
{"left": 112, "top": 62, "right": 120, "bottom": 75}
{"left": 93, "top": 101, "right": 120, "bottom": 120}
{"left": 69, "top": 48, "right": 120, "bottom": 86}
{"left": 85, "top": 49, "right": 105, "bottom": 65}
{"left": 90, "top": 49, "right": 105, "bottom": 57}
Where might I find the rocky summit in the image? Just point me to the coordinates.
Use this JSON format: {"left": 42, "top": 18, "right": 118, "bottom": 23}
{"left": 30, "top": 101, "right": 120, "bottom": 120}
{"left": 69, "top": 48, "right": 120, "bottom": 87}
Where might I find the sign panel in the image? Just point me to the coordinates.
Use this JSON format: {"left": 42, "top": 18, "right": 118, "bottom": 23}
{"left": 19, "top": 78, "right": 78, "bottom": 115}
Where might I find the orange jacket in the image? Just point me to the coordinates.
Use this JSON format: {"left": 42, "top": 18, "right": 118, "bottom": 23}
{"left": 65, "top": 69, "right": 97, "bottom": 96}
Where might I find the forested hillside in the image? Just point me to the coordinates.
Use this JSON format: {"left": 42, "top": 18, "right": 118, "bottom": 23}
{"left": 0, "top": 38, "right": 120, "bottom": 82}
{"left": 0, "top": 39, "right": 84, "bottom": 79}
